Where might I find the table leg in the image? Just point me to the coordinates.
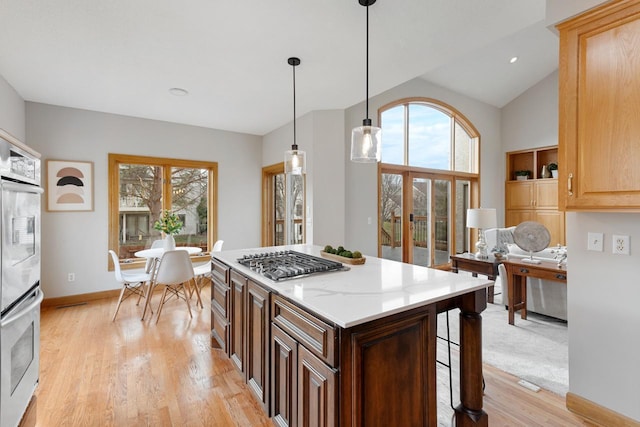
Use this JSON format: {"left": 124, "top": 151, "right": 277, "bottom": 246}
{"left": 508, "top": 272, "right": 515, "bottom": 325}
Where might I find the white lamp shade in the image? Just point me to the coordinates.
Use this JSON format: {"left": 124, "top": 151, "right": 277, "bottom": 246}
{"left": 351, "top": 125, "right": 381, "bottom": 163}
{"left": 284, "top": 149, "right": 306, "bottom": 175}
{"left": 466, "top": 208, "right": 497, "bottom": 229}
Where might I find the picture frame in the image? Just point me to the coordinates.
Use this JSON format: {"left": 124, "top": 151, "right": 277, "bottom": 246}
{"left": 46, "top": 160, "right": 94, "bottom": 212}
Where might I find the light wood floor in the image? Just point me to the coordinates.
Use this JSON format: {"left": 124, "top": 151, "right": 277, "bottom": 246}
{"left": 21, "top": 285, "right": 596, "bottom": 427}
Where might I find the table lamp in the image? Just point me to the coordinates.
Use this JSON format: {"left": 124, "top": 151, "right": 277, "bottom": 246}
{"left": 467, "top": 208, "right": 497, "bottom": 259}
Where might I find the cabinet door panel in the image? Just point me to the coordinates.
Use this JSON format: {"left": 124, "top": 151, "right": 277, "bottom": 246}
{"left": 505, "top": 210, "right": 534, "bottom": 228}
{"left": 506, "top": 181, "right": 533, "bottom": 209}
{"left": 559, "top": 2, "right": 640, "bottom": 209}
{"left": 272, "top": 325, "right": 298, "bottom": 427}
{"left": 535, "top": 210, "right": 565, "bottom": 247}
{"left": 246, "top": 280, "right": 270, "bottom": 412}
{"left": 230, "top": 271, "right": 246, "bottom": 372}
{"left": 298, "top": 345, "right": 337, "bottom": 427}
{"left": 535, "top": 180, "right": 558, "bottom": 209}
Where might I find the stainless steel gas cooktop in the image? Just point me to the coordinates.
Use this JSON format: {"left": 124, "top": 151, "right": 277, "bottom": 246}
{"left": 237, "top": 250, "right": 349, "bottom": 281}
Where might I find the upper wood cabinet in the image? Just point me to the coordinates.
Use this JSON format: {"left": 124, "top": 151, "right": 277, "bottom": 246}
{"left": 558, "top": 0, "right": 640, "bottom": 210}
{"left": 505, "top": 147, "right": 565, "bottom": 245}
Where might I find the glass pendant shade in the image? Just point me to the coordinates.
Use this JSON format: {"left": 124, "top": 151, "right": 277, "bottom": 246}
{"left": 351, "top": 120, "right": 381, "bottom": 163}
{"left": 284, "top": 147, "right": 306, "bottom": 175}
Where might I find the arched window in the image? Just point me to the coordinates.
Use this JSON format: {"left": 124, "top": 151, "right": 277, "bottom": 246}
{"left": 380, "top": 98, "right": 479, "bottom": 172}
{"left": 377, "top": 98, "right": 480, "bottom": 268}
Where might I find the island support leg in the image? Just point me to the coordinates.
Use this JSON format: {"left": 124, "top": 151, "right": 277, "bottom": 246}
{"left": 455, "top": 290, "right": 488, "bottom": 427}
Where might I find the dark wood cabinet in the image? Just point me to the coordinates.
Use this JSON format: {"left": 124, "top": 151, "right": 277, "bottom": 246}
{"left": 272, "top": 324, "right": 298, "bottom": 427}
{"left": 298, "top": 345, "right": 337, "bottom": 427}
{"left": 229, "top": 270, "right": 246, "bottom": 372}
{"left": 211, "top": 261, "right": 488, "bottom": 427}
{"left": 210, "top": 258, "right": 230, "bottom": 351}
{"left": 246, "top": 279, "right": 270, "bottom": 412}
{"left": 339, "top": 308, "right": 436, "bottom": 426}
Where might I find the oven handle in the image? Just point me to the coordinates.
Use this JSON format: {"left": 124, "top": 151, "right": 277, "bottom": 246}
{"left": 1, "top": 288, "right": 44, "bottom": 328}
{"left": 1, "top": 181, "right": 44, "bottom": 194}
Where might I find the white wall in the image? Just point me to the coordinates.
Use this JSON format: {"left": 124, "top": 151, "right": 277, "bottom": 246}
{"left": 502, "top": 70, "right": 640, "bottom": 421}
{"left": 567, "top": 213, "right": 640, "bottom": 420}
{"left": 0, "top": 74, "right": 25, "bottom": 141}
{"left": 502, "top": 70, "right": 558, "bottom": 153}
{"left": 344, "top": 77, "right": 503, "bottom": 256}
{"left": 262, "top": 109, "right": 345, "bottom": 246}
{"left": 26, "top": 102, "right": 262, "bottom": 298}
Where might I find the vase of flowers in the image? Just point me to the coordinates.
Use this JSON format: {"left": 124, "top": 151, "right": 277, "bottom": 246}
{"left": 153, "top": 210, "right": 183, "bottom": 251}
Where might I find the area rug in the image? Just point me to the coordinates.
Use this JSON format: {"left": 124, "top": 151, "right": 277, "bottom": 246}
{"left": 438, "top": 279, "right": 568, "bottom": 396}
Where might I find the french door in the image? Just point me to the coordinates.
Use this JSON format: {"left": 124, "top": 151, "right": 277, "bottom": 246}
{"left": 379, "top": 167, "right": 475, "bottom": 267}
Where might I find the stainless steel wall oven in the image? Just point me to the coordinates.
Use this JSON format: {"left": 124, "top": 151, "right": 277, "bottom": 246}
{"left": 0, "top": 132, "right": 42, "bottom": 427}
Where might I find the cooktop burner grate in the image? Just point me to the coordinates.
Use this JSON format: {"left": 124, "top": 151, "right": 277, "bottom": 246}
{"left": 237, "top": 250, "right": 348, "bottom": 281}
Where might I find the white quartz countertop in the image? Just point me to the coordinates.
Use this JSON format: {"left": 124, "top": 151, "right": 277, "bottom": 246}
{"left": 212, "top": 244, "right": 493, "bottom": 329}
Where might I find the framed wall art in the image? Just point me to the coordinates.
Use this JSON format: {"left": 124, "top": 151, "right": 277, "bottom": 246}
{"left": 46, "top": 160, "right": 94, "bottom": 212}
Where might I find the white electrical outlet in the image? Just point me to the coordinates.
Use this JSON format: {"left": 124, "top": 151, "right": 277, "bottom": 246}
{"left": 587, "top": 232, "right": 603, "bottom": 252}
{"left": 612, "top": 235, "right": 630, "bottom": 255}
{"left": 68, "top": 273, "right": 75, "bottom": 282}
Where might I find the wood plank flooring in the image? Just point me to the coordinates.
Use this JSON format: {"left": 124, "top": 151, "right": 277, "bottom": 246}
{"left": 21, "top": 286, "right": 596, "bottom": 427}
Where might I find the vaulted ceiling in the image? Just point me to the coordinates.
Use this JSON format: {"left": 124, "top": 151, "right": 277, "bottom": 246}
{"left": 0, "top": 0, "right": 558, "bottom": 136}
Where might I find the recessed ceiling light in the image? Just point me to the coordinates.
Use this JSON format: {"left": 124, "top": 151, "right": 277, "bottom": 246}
{"left": 509, "top": 56, "right": 519, "bottom": 64}
{"left": 169, "top": 87, "right": 189, "bottom": 96}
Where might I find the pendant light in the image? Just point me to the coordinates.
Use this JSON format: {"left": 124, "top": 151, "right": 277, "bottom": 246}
{"left": 351, "top": 0, "right": 381, "bottom": 163}
{"left": 284, "top": 57, "right": 306, "bottom": 175}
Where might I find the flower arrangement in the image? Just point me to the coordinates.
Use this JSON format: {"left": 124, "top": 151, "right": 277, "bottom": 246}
{"left": 153, "top": 210, "right": 183, "bottom": 235}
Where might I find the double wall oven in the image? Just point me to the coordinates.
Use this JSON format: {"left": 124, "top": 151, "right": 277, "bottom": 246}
{"left": 0, "top": 132, "right": 43, "bottom": 427}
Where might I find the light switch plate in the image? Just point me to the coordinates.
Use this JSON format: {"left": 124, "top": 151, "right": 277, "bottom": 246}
{"left": 587, "top": 232, "right": 603, "bottom": 252}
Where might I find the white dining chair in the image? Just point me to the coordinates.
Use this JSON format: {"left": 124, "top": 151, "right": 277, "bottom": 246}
{"left": 144, "top": 239, "right": 165, "bottom": 273}
{"left": 109, "top": 250, "right": 152, "bottom": 322}
{"left": 190, "top": 239, "right": 223, "bottom": 306}
{"left": 152, "top": 250, "right": 199, "bottom": 323}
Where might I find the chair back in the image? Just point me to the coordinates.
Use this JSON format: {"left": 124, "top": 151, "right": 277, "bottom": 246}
{"left": 109, "top": 250, "right": 124, "bottom": 283}
{"left": 144, "top": 239, "right": 165, "bottom": 272}
{"left": 154, "top": 250, "right": 195, "bottom": 286}
{"left": 213, "top": 239, "right": 224, "bottom": 252}
{"left": 151, "top": 239, "right": 164, "bottom": 249}
{"left": 498, "top": 262, "right": 508, "bottom": 302}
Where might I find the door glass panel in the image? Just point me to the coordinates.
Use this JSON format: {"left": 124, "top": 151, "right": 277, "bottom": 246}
{"left": 118, "top": 164, "right": 162, "bottom": 259}
{"left": 170, "top": 167, "right": 209, "bottom": 252}
{"left": 412, "top": 177, "right": 430, "bottom": 267}
{"left": 380, "top": 173, "right": 403, "bottom": 261}
{"left": 455, "top": 180, "right": 471, "bottom": 253}
{"left": 434, "top": 179, "right": 451, "bottom": 266}
{"left": 285, "top": 174, "right": 304, "bottom": 245}
{"left": 274, "top": 173, "right": 285, "bottom": 246}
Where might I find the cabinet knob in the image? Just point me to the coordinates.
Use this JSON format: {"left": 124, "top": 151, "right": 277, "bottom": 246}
{"left": 568, "top": 173, "right": 573, "bottom": 196}
{"left": 519, "top": 268, "right": 529, "bottom": 274}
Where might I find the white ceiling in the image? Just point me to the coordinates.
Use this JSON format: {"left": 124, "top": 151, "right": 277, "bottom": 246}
{"left": 0, "top": 0, "right": 558, "bottom": 136}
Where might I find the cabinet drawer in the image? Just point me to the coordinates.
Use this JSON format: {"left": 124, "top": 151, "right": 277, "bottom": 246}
{"left": 211, "top": 308, "right": 229, "bottom": 351}
{"left": 272, "top": 295, "right": 337, "bottom": 367}
{"left": 511, "top": 266, "right": 567, "bottom": 282}
{"left": 211, "top": 257, "right": 229, "bottom": 285}
{"left": 211, "top": 279, "right": 229, "bottom": 317}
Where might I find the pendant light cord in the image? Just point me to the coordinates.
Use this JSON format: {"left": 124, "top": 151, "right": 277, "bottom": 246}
{"left": 365, "top": 2, "right": 370, "bottom": 121}
{"left": 292, "top": 61, "right": 297, "bottom": 149}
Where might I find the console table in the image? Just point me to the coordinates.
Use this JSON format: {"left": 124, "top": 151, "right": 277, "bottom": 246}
{"left": 502, "top": 258, "right": 567, "bottom": 325}
{"left": 450, "top": 253, "right": 502, "bottom": 304}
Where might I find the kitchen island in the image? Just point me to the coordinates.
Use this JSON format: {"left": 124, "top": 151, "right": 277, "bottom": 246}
{"left": 210, "top": 244, "right": 492, "bottom": 427}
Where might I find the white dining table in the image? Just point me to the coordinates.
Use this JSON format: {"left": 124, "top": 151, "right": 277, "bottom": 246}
{"left": 134, "top": 246, "right": 202, "bottom": 259}
{"left": 134, "top": 246, "right": 203, "bottom": 320}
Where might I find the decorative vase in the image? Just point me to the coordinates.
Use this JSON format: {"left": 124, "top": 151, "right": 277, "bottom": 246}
{"left": 541, "top": 165, "right": 551, "bottom": 178}
{"left": 551, "top": 170, "right": 558, "bottom": 178}
{"left": 163, "top": 234, "right": 176, "bottom": 251}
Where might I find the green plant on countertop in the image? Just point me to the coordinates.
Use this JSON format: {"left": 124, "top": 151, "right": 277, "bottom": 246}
{"left": 153, "top": 210, "right": 183, "bottom": 235}
{"left": 547, "top": 162, "right": 558, "bottom": 171}
{"left": 324, "top": 245, "right": 362, "bottom": 259}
